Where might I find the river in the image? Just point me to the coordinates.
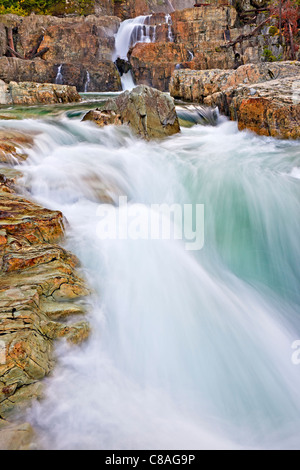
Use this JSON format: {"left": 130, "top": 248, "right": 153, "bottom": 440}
{"left": 0, "top": 96, "right": 300, "bottom": 449}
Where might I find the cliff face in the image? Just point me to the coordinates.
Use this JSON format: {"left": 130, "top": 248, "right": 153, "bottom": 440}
{"left": 0, "top": 13, "right": 122, "bottom": 92}
{"left": 128, "top": 4, "right": 282, "bottom": 91}
{"left": 113, "top": 0, "right": 196, "bottom": 20}
{"left": 0, "top": 0, "right": 282, "bottom": 93}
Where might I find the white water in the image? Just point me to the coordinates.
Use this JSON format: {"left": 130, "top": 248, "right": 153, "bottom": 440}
{"left": 55, "top": 64, "right": 63, "bottom": 85}
{"left": 84, "top": 70, "right": 91, "bottom": 93}
{"left": 2, "top": 114, "right": 300, "bottom": 450}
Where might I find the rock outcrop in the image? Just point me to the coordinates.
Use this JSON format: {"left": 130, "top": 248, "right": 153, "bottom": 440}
{"left": 0, "top": 142, "right": 90, "bottom": 449}
{"left": 0, "top": 80, "right": 80, "bottom": 106}
{"left": 170, "top": 62, "right": 300, "bottom": 139}
{"left": 206, "top": 76, "right": 300, "bottom": 139}
{"left": 128, "top": 5, "right": 282, "bottom": 91}
{"left": 83, "top": 85, "right": 180, "bottom": 139}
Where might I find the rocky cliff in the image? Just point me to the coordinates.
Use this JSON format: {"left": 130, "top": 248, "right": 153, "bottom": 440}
{"left": 170, "top": 62, "right": 300, "bottom": 139}
{"left": 0, "top": 13, "right": 122, "bottom": 92}
{"left": 128, "top": 3, "right": 282, "bottom": 91}
{"left": 0, "top": 0, "right": 284, "bottom": 93}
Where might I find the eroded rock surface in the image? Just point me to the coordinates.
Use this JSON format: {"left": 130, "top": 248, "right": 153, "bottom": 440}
{"left": 83, "top": 85, "right": 180, "bottom": 139}
{"left": 0, "top": 168, "right": 90, "bottom": 449}
{"left": 0, "top": 80, "right": 80, "bottom": 106}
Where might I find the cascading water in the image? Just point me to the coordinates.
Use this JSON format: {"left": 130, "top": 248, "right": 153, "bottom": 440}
{"left": 113, "top": 15, "right": 156, "bottom": 91}
{"left": 165, "top": 14, "right": 174, "bottom": 42}
{"left": 113, "top": 16, "right": 156, "bottom": 62}
{"left": 55, "top": 64, "right": 63, "bottom": 85}
{"left": 84, "top": 70, "right": 91, "bottom": 93}
{"left": 2, "top": 109, "right": 300, "bottom": 450}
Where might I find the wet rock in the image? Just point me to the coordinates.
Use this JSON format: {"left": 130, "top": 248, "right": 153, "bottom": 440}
{"left": 0, "top": 166, "right": 91, "bottom": 447}
{"left": 0, "top": 130, "right": 34, "bottom": 164}
{"left": 0, "top": 421, "right": 36, "bottom": 450}
{"left": 0, "top": 14, "right": 121, "bottom": 92}
{"left": 170, "top": 62, "right": 300, "bottom": 139}
{"left": 83, "top": 85, "right": 180, "bottom": 139}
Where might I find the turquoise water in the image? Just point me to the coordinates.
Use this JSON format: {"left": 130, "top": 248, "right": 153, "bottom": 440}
{"left": 0, "top": 108, "right": 300, "bottom": 449}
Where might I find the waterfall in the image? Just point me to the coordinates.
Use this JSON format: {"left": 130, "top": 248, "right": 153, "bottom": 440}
{"left": 84, "top": 70, "right": 90, "bottom": 93}
{"left": 113, "top": 15, "right": 156, "bottom": 63}
{"left": 55, "top": 64, "right": 63, "bottom": 85}
{"left": 167, "top": 0, "right": 175, "bottom": 11}
{"left": 1, "top": 112, "right": 299, "bottom": 450}
{"left": 113, "top": 15, "right": 157, "bottom": 91}
{"left": 188, "top": 50, "right": 194, "bottom": 60}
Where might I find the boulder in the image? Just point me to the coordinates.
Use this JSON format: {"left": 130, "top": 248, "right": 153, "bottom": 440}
{"left": 83, "top": 85, "right": 180, "bottom": 139}
{"left": 0, "top": 80, "right": 80, "bottom": 106}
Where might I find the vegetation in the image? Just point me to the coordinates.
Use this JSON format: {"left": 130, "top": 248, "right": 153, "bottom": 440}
{"left": 270, "top": 0, "right": 299, "bottom": 58}
{"left": 0, "top": 0, "right": 94, "bottom": 16}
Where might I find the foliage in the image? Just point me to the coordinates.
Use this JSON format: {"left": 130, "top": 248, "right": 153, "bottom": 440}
{"left": 0, "top": 0, "right": 94, "bottom": 16}
{"left": 270, "top": 0, "right": 299, "bottom": 41}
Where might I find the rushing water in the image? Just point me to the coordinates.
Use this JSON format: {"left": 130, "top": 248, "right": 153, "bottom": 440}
{"left": 1, "top": 104, "right": 300, "bottom": 450}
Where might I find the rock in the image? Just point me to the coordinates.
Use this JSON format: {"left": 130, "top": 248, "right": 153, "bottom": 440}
{"left": 170, "top": 62, "right": 300, "bottom": 102}
{"left": 0, "top": 130, "right": 34, "bottom": 164}
{"left": 170, "top": 62, "right": 300, "bottom": 139}
{"left": 83, "top": 85, "right": 180, "bottom": 139}
{"left": 0, "top": 421, "right": 36, "bottom": 450}
{"left": 113, "top": 0, "right": 196, "bottom": 20}
{"left": 0, "top": 166, "right": 91, "bottom": 442}
{"left": 0, "top": 58, "right": 121, "bottom": 94}
{"left": 36, "top": 15, "right": 120, "bottom": 64}
{"left": 130, "top": 42, "right": 191, "bottom": 92}
{"left": 206, "top": 76, "right": 300, "bottom": 139}
{"left": 0, "top": 14, "right": 122, "bottom": 92}
{"left": 0, "top": 80, "right": 80, "bottom": 106}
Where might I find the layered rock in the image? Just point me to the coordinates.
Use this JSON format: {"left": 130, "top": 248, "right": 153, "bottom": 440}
{"left": 0, "top": 14, "right": 122, "bottom": 92}
{"left": 128, "top": 5, "right": 281, "bottom": 91}
{"left": 130, "top": 43, "right": 191, "bottom": 92}
{"left": 170, "top": 62, "right": 300, "bottom": 102}
{"left": 0, "top": 80, "right": 80, "bottom": 106}
{"left": 170, "top": 62, "right": 300, "bottom": 139}
{"left": 83, "top": 85, "right": 180, "bottom": 139}
{"left": 112, "top": 0, "right": 196, "bottom": 20}
{"left": 206, "top": 76, "right": 300, "bottom": 139}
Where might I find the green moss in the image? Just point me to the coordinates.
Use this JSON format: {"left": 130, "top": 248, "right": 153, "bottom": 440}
{"left": 268, "top": 25, "right": 278, "bottom": 37}
{"left": 262, "top": 47, "right": 281, "bottom": 62}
